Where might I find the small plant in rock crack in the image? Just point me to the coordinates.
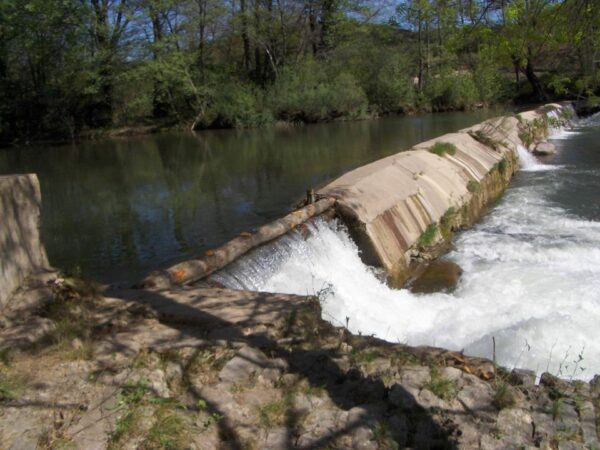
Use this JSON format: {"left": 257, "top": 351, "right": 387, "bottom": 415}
{"left": 204, "top": 412, "right": 224, "bottom": 428}
{"left": 492, "top": 378, "right": 517, "bottom": 410}
{"left": 371, "top": 421, "right": 399, "bottom": 450}
{"left": 424, "top": 367, "right": 458, "bottom": 401}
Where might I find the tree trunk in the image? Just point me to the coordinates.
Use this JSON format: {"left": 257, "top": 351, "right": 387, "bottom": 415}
{"left": 240, "top": 0, "right": 252, "bottom": 74}
{"left": 523, "top": 56, "right": 547, "bottom": 101}
{"left": 142, "top": 198, "right": 336, "bottom": 289}
{"left": 151, "top": 9, "right": 170, "bottom": 119}
{"left": 197, "top": 0, "right": 207, "bottom": 80}
{"left": 308, "top": 0, "right": 318, "bottom": 55}
{"left": 417, "top": 11, "right": 423, "bottom": 93}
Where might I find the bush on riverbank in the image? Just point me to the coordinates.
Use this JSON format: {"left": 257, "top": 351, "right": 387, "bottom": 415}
{"left": 268, "top": 64, "right": 368, "bottom": 123}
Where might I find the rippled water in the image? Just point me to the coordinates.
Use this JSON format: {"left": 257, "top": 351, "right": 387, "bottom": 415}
{"left": 214, "top": 117, "right": 600, "bottom": 380}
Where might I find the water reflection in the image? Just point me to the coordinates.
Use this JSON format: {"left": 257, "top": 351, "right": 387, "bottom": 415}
{"left": 0, "top": 110, "right": 502, "bottom": 282}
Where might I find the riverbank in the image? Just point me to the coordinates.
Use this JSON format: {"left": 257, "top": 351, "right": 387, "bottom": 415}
{"left": 1, "top": 274, "right": 598, "bottom": 449}
{"left": 0, "top": 105, "right": 488, "bottom": 149}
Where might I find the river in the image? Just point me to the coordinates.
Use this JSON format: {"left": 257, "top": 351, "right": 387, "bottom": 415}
{"left": 0, "top": 110, "right": 499, "bottom": 282}
{"left": 212, "top": 114, "right": 600, "bottom": 380}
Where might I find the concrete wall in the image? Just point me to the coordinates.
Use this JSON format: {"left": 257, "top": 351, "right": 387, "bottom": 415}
{"left": 0, "top": 174, "right": 49, "bottom": 307}
{"left": 319, "top": 104, "right": 571, "bottom": 284}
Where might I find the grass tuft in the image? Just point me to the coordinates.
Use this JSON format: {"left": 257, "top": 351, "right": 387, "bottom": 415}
{"left": 424, "top": 368, "right": 458, "bottom": 401}
{"left": 429, "top": 142, "right": 457, "bottom": 157}
{"left": 493, "top": 379, "right": 517, "bottom": 410}
{"left": 0, "top": 370, "right": 27, "bottom": 401}
{"left": 417, "top": 224, "right": 439, "bottom": 248}
{"left": 258, "top": 397, "right": 291, "bottom": 428}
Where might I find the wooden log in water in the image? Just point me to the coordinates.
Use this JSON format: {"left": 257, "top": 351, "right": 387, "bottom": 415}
{"left": 142, "top": 197, "right": 336, "bottom": 290}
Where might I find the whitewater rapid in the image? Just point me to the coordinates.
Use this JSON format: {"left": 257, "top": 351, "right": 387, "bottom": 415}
{"left": 214, "top": 122, "right": 600, "bottom": 381}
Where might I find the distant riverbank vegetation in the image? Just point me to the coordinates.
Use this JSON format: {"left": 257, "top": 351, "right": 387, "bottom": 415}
{"left": 0, "top": 0, "right": 599, "bottom": 143}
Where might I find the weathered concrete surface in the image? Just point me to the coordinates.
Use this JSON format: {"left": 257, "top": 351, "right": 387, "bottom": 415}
{"left": 320, "top": 132, "right": 510, "bottom": 281}
{"left": 0, "top": 174, "right": 49, "bottom": 309}
{"left": 319, "top": 104, "right": 571, "bottom": 283}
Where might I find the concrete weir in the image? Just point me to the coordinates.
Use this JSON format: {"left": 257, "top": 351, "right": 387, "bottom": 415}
{"left": 318, "top": 103, "right": 572, "bottom": 285}
{"left": 143, "top": 102, "right": 574, "bottom": 290}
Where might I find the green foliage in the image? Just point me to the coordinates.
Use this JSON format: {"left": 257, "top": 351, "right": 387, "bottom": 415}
{"left": 467, "top": 180, "right": 482, "bottom": 193}
{"left": 429, "top": 142, "right": 457, "bottom": 157}
{"left": 258, "top": 396, "right": 292, "bottom": 428}
{"left": 498, "top": 158, "right": 508, "bottom": 175}
{"left": 1, "top": 0, "right": 598, "bottom": 143}
{"left": 423, "top": 71, "right": 479, "bottom": 111}
{"left": 418, "top": 224, "right": 439, "bottom": 248}
{"left": 0, "top": 347, "right": 12, "bottom": 366}
{"left": 0, "top": 370, "right": 27, "bottom": 401}
{"left": 371, "top": 421, "right": 400, "bottom": 450}
{"left": 352, "top": 348, "right": 383, "bottom": 364}
{"left": 441, "top": 207, "right": 457, "bottom": 225}
{"left": 519, "top": 130, "right": 533, "bottom": 148}
{"left": 268, "top": 64, "right": 368, "bottom": 123}
{"left": 440, "top": 207, "right": 458, "bottom": 238}
{"left": 493, "top": 379, "right": 517, "bottom": 410}
{"left": 110, "top": 379, "right": 192, "bottom": 448}
{"left": 144, "top": 405, "right": 192, "bottom": 449}
{"left": 424, "top": 368, "right": 458, "bottom": 401}
{"left": 201, "top": 80, "right": 271, "bottom": 129}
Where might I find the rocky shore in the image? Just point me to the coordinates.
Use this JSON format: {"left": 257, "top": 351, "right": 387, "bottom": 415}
{"left": 0, "top": 274, "right": 598, "bottom": 449}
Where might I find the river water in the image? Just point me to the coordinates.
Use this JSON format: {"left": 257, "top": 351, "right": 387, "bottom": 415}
{"left": 213, "top": 115, "right": 600, "bottom": 380}
{"left": 0, "top": 111, "right": 498, "bottom": 282}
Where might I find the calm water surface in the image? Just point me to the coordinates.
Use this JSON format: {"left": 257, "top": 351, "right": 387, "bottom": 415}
{"left": 0, "top": 111, "right": 502, "bottom": 282}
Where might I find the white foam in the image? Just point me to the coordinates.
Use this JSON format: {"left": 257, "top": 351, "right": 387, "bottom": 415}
{"left": 517, "top": 144, "right": 560, "bottom": 172}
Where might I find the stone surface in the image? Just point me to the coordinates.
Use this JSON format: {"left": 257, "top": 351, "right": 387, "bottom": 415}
{"left": 410, "top": 260, "right": 463, "bottom": 294}
{"left": 534, "top": 141, "right": 557, "bottom": 155}
{"left": 0, "top": 174, "right": 50, "bottom": 309}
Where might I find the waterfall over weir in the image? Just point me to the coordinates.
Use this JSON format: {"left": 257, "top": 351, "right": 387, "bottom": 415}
{"left": 212, "top": 114, "right": 600, "bottom": 381}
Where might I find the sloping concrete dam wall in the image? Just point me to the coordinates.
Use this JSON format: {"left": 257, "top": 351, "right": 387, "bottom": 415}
{"left": 0, "top": 174, "right": 49, "bottom": 308}
{"left": 142, "top": 102, "right": 572, "bottom": 290}
{"left": 318, "top": 103, "right": 573, "bottom": 285}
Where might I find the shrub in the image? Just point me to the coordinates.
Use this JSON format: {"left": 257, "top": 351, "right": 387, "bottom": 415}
{"left": 467, "top": 180, "right": 481, "bottom": 193}
{"left": 519, "top": 130, "right": 533, "bottom": 148}
{"left": 268, "top": 64, "right": 368, "bottom": 123}
{"left": 201, "top": 81, "right": 272, "bottom": 129}
{"left": 417, "top": 224, "right": 439, "bottom": 248}
{"left": 423, "top": 70, "right": 479, "bottom": 111}
{"left": 498, "top": 158, "right": 508, "bottom": 175}
{"left": 440, "top": 207, "right": 458, "bottom": 238}
{"left": 430, "top": 142, "right": 457, "bottom": 157}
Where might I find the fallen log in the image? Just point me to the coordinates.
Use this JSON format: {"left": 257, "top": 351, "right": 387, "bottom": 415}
{"left": 142, "top": 197, "right": 336, "bottom": 290}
